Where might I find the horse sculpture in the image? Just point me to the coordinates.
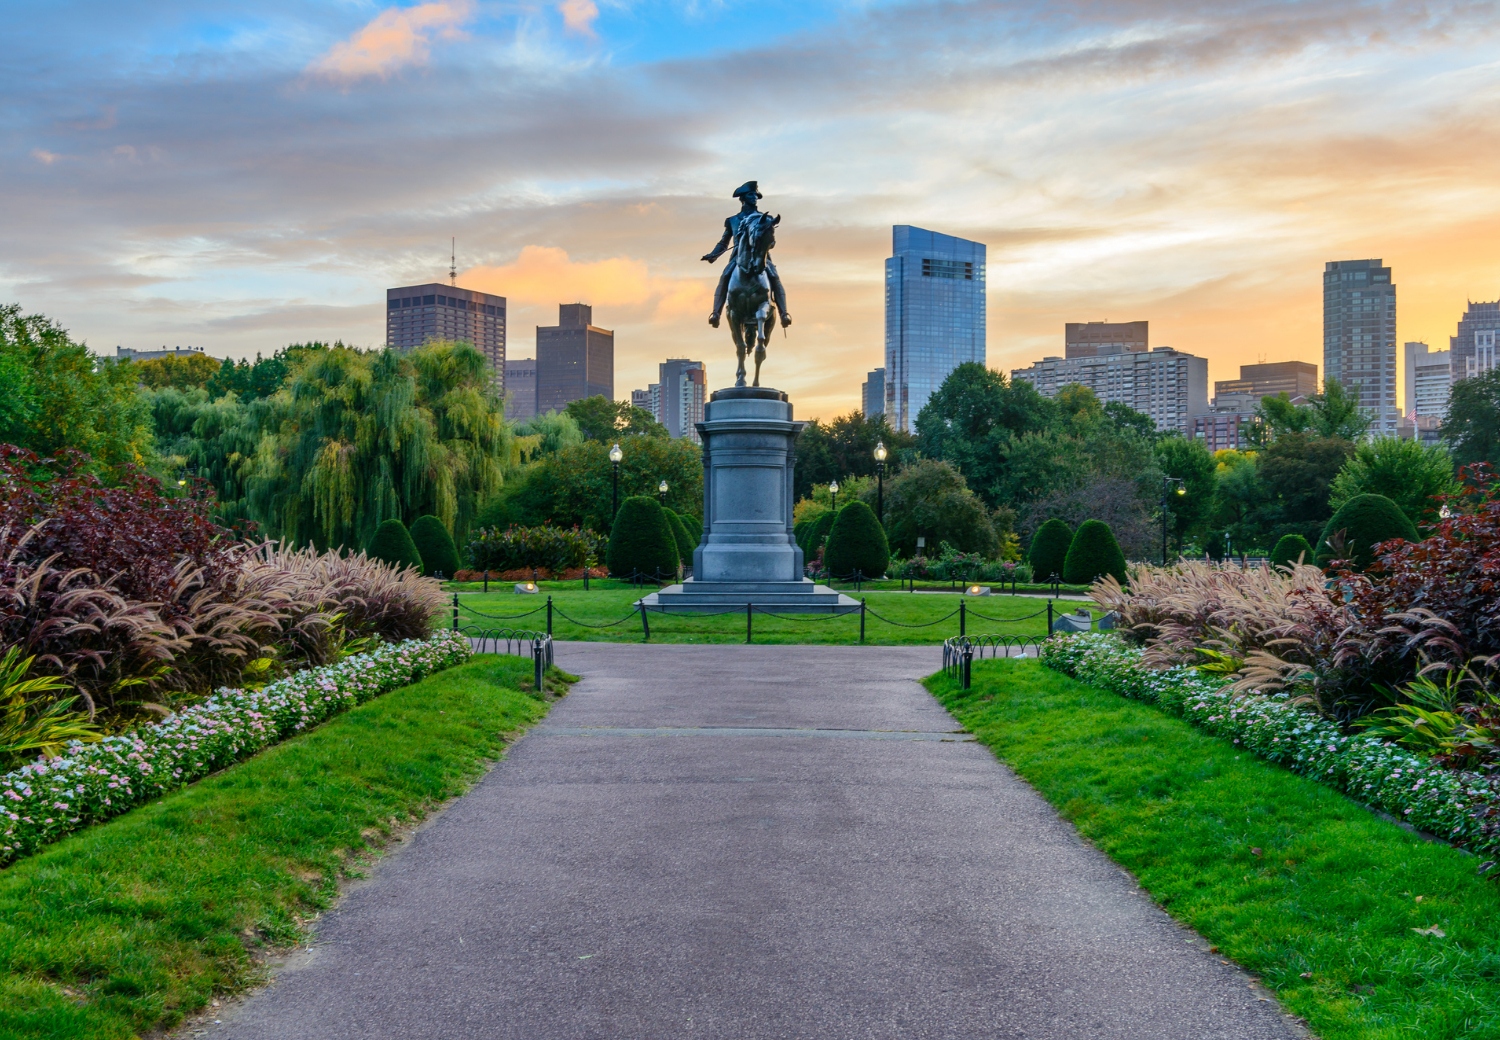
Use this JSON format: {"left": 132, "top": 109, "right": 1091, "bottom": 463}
{"left": 724, "top": 211, "right": 780, "bottom": 387}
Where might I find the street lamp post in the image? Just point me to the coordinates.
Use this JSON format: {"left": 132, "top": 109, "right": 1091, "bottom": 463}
{"left": 658, "top": 480, "right": 669, "bottom": 506}
{"left": 1161, "top": 476, "right": 1186, "bottom": 565}
{"left": 873, "top": 440, "right": 887, "bottom": 523}
{"left": 829, "top": 480, "right": 839, "bottom": 512}
{"left": 609, "top": 443, "right": 623, "bottom": 522}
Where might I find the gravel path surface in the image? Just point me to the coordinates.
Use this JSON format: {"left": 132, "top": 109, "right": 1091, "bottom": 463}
{"left": 209, "top": 643, "right": 1305, "bottom": 1040}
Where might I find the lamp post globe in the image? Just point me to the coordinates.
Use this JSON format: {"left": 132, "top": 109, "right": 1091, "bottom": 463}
{"left": 609, "top": 443, "right": 623, "bottom": 523}
{"left": 873, "top": 441, "right": 887, "bottom": 523}
{"left": 829, "top": 480, "right": 839, "bottom": 512}
{"left": 658, "top": 479, "right": 669, "bottom": 506}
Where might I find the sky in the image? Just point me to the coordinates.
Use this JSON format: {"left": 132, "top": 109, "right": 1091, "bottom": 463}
{"left": 4, "top": 0, "right": 1500, "bottom": 421}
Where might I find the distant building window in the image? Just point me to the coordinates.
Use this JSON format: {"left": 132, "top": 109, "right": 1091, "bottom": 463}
{"left": 423, "top": 295, "right": 435, "bottom": 305}
{"left": 389, "top": 299, "right": 400, "bottom": 309}
{"left": 921, "top": 258, "right": 973, "bottom": 280}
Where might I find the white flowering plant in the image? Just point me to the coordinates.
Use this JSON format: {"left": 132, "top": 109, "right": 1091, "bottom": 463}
{"left": 0, "top": 631, "right": 471, "bottom": 865}
{"left": 1039, "top": 633, "right": 1500, "bottom": 860}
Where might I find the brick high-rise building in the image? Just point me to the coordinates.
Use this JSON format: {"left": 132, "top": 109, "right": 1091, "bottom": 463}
{"left": 1211, "top": 360, "right": 1319, "bottom": 412}
{"left": 535, "top": 304, "right": 613, "bottom": 414}
{"left": 386, "top": 283, "right": 506, "bottom": 389}
{"left": 1064, "top": 320, "right": 1148, "bottom": 359}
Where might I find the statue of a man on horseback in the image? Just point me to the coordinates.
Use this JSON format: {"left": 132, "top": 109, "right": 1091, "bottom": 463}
{"left": 701, "top": 180, "right": 791, "bottom": 387}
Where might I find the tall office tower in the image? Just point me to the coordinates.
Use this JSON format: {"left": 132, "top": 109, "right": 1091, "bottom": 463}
{"left": 1011, "top": 346, "right": 1208, "bottom": 434}
{"left": 536, "top": 303, "right": 613, "bottom": 414}
{"left": 1212, "top": 360, "right": 1319, "bottom": 412}
{"left": 1064, "top": 321, "right": 1148, "bottom": 359}
{"left": 1450, "top": 301, "right": 1500, "bottom": 382}
{"left": 884, "top": 226, "right": 986, "bottom": 432}
{"left": 630, "top": 388, "right": 653, "bottom": 413}
{"left": 1323, "top": 259, "right": 1398, "bottom": 432}
{"left": 386, "top": 283, "right": 507, "bottom": 389}
{"left": 1404, "top": 342, "right": 1453, "bottom": 420}
{"left": 862, "top": 367, "right": 885, "bottom": 418}
{"left": 654, "top": 360, "right": 707, "bottom": 443}
{"left": 503, "top": 357, "right": 537, "bottom": 421}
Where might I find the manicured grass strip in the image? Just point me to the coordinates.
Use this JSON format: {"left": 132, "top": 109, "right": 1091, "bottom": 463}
{"left": 456, "top": 583, "right": 1089, "bottom": 644}
{"left": 0, "top": 655, "right": 560, "bottom": 1040}
{"left": 926, "top": 658, "right": 1500, "bottom": 1040}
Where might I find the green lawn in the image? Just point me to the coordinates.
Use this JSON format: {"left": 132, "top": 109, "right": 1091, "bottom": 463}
{"left": 927, "top": 658, "right": 1500, "bottom": 1040}
{"left": 450, "top": 579, "right": 1093, "bottom": 644}
{"left": 0, "top": 654, "right": 565, "bottom": 1040}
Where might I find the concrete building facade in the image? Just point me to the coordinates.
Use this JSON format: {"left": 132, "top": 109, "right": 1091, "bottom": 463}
{"left": 1010, "top": 346, "right": 1209, "bottom": 434}
{"left": 884, "top": 226, "right": 986, "bottom": 432}
{"left": 1212, "top": 360, "right": 1319, "bottom": 413}
{"left": 1323, "top": 259, "right": 1398, "bottom": 432}
{"left": 536, "top": 304, "right": 613, "bottom": 415}
{"left": 862, "top": 367, "right": 885, "bottom": 418}
{"left": 1404, "top": 341, "right": 1452, "bottom": 421}
{"left": 1191, "top": 412, "right": 1251, "bottom": 452}
{"left": 503, "top": 357, "right": 537, "bottom": 421}
{"left": 1064, "top": 321, "right": 1148, "bottom": 359}
{"left": 655, "top": 359, "right": 707, "bottom": 443}
{"left": 1450, "top": 301, "right": 1500, "bottom": 383}
{"left": 387, "top": 283, "right": 506, "bottom": 389}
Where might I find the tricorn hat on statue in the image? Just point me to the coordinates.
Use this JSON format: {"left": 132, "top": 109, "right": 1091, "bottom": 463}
{"left": 732, "top": 180, "right": 762, "bottom": 200}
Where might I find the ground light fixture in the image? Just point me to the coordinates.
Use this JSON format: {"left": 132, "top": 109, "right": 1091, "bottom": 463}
{"left": 873, "top": 441, "right": 887, "bottom": 522}
{"left": 829, "top": 480, "right": 839, "bottom": 511}
{"left": 658, "top": 480, "right": 669, "bottom": 505}
{"left": 966, "top": 584, "right": 991, "bottom": 596}
{"left": 515, "top": 581, "right": 539, "bottom": 594}
{"left": 609, "top": 443, "right": 623, "bottom": 521}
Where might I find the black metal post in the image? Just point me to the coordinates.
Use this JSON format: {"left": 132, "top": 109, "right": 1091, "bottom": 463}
{"left": 860, "top": 597, "right": 866, "bottom": 643}
{"left": 1161, "top": 478, "right": 1169, "bottom": 566}
{"left": 659, "top": 487, "right": 667, "bottom": 506}
{"left": 876, "top": 462, "right": 884, "bottom": 524}
{"left": 583, "top": 565, "right": 589, "bottom": 591}
{"left": 533, "top": 638, "right": 544, "bottom": 693}
{"left": 1047, "top": 600, "right": 1054, "bottom": 635}
{"left": 451, "top": 592, "right": 459, "bottom": 632}
{"left": 746, "top": 602, "right": 753, "bottom": 644}
{"left": 546, "top": 595, "right": 553, "bottom": 636}
{"left": 639, "top": 603, "right": 650, "bottom": 642}
{"left": 612, "top": 461, "right": 620, "bottom": 524}
{"left": 962, "top": 642, "right": 973, "bottom": 689}
{"left": 960, "top": 599, "right": 966, "bottom": 637}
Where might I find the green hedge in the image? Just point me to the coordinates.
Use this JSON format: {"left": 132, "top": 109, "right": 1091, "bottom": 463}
{"left": 1062, "top": 519, "right": 1127, "bottom": 585}
{"left": 1270, "top": 533, "right": 1313, "bottom": 570}
{"left": 663, "top": 508, "right": 696, "bottom": 567}
{"left": 1028, "top": 519, "right": 1073, "bottom": 583}
{"left": 806, "top": 510, "right": 837, "bottom": 562}
{"left": 366, "top": 518, "right": 422, "bottom": 571}
{"left": 824, "top": 501, "right": 889, "bottom": 579}
{"left": 607, "top": 496, "right": 680, "bottom": 579}
{"left": 409, "top": 514, "right": 460, "bottom": 577}
{"left": 1317, "top": 493, "right": 1418, "bottom": 571}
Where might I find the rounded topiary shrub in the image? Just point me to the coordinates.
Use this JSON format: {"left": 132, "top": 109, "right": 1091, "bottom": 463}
{"left": 663, "top": 508, "right": 696, "bottom": 568}
{"left": 1062, "top": 519, "right": 1127, "bottom": 585}
{"left": 1270, "top": 533, "right": 1313, "bottom": 570}
{"left": 806, "top": 510, "right": 837, "bottom": 562}
{"left": 409, "top": 514, "right": 461, "bottom": 578}
{"left": 1028, "top": 519, "right": 1074, "bottom": 583}
{"left": 607, "top": 496, "right": 680, "bottom": 579}
{"left": 367, "top": 518, "right": 422, "bottom": 572}
{"left": 823, "top": 501, "right": 890, "bottom": 580}
{"left": 1317, "top": 493, "right": 1419, "bottom": 571}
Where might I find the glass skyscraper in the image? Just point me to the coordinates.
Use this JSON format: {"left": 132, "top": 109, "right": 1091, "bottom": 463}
{"left": 1323, "top": 259, "right": 1398, "bottom": 432}
{"left": 884, "top": 226, "right": 986, "bottom": 432}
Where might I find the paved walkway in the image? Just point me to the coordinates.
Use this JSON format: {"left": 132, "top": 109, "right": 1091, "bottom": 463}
{"left": 212, "top": 644, "right": 1304, "bottom": 1040}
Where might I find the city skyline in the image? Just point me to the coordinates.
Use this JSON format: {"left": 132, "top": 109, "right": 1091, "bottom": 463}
{"left": 5, "top": 1, "right": 1500, "bottom": 422}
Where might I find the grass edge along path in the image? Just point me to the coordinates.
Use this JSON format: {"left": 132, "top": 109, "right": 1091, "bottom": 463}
{"left": 926, "top": 658, "right": 1500, "bottom": 1040}
{"left": 0, "top": 654, "right": 570, "bottom": 1040}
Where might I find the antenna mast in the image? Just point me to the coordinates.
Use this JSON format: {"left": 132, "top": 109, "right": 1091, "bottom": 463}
{"left": 449, "top": 238, "right": 456, "bottom": 286}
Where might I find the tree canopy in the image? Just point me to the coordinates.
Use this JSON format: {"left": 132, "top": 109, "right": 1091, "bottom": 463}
{"left": 1444, "top": 370, "right": 1500, "bottom": 472}
{"left": 794, "top": 410, "right": 913, "bottom": 500}
{"left": 564, "top": 395, "right": 667, "bottom": 441}
{"left": 1329, "top": 436, "right": 1460, "bottom": 528}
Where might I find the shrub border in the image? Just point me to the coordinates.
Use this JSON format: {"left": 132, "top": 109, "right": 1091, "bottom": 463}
{"left": 1, "top": 631, "right": 472, "bottom": 865}
{"left": 1039, "top": 633, "right": 1500, "bottom": 861}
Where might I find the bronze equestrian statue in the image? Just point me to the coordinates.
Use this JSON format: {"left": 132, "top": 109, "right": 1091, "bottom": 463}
{"left": 701, "top": 181, "right": 791, "bottom": 387}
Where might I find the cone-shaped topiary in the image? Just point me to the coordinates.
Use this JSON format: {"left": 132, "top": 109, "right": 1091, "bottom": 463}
{"left": 1028, "top": 519, "right": 1074, "bottom": 583}
{"left": 806, "top": 510, "right": 837, "bottom": 562}
{"left": 663, "top": 508, "right": 696, "bottom": 568}
{"left": 824, "top": 501, "right": 890, "bottom": 580}
{"left": 1270, "top": 533, "right": 1313, "bottom": 570}
{"left": 1317, "top": 493, "right": 1419, "bottom": 571}
{"left": 366, "top": 518, "right": 422, "bottom": 572}
{"left": 1062, "top": 519, "right": 1127, "bottom": 585}
{"left": 409, "top": 514, "right": 461, "bottom": 578}
{"left": 607, "top": 496, "right": 680, "bottom": 579}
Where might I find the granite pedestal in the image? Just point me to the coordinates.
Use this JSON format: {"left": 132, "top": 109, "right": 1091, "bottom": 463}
{"left": 640, "top": 387, "right": 859, "bottom": 615}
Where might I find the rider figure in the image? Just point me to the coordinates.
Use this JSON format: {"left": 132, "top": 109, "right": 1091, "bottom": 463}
{"left": 702, "top": 180, "right": 791, "bottom": 329}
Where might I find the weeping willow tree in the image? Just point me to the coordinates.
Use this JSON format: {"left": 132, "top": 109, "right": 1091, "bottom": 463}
{"left": 239, "top": 343, "right": 509, "bottom": 551}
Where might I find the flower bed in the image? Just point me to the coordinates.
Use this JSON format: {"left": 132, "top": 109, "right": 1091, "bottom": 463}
{"left": 0, "top": 631, "right": 471, "bottom": 865}
{"left": 1040, "top": 633, "right": 1500, "bottom": 860}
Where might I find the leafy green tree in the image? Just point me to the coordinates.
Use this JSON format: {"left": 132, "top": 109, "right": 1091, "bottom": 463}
{"left": 131, "top": 352, "right": 222, "bottom": 390}
{"left": 367, "top": 518, "right": 422, "bottom": 571}
{"left": 794, "top": 411, "right": 913, "bottom": 500}
{"left": 1443, "top": 370, "right": 1500, "bottom": 471}
{"left": 410, "top": 514, "right": 461, "bottom": 577}
{"left": 1155, "top": 434, "right": 1217, "bottom": 543}
{"left": 1329, "top": 436, "right": 1459, "bottom": 528}
{"left": 1063, "top": 520, "right": 1127, "bottom": 585}
{"left": 607, "top": 496, "right": 679, "bottom": 578}
{"left": 1318, "top": 493, "right": 1418, "bottom": 571}
{"left": 203, "top": 346, "right": 320, "bottom": 400}
{"left": 513, "top": 410, "right": 584, "bottom": 459}
{"left": 0, "top": 304, "right": 153, "bottom": 473}
{"left": 1248, "top": 379, "right": 1371, "bottom": 446}
{"left": 564, "top": 396, "right": 667, "bottom": 441}
{"left": 881, "top": 459, "right": 997, "bottom": 558}
{"left": 824, "top": 501, "right": 890, "bottom": 579}
{"left": 1270, "top": 533, "right": 1313, "bottom": 569}
{"left": 1028, "top": 519, "right": 1074, "bottom": 583}
{"left": 1251, "top": 433, "right": 1355, "bottom": 544}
